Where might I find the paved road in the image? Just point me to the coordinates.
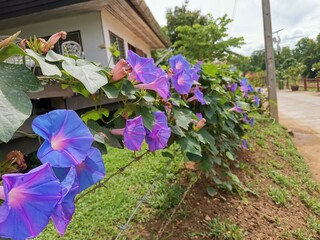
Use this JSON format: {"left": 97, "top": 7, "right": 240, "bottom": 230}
{"left": 278, "top": 90, "right": 320, "bottom": 181}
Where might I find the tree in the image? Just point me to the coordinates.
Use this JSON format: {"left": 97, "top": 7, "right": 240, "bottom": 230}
{"left": 293, "top": 37, "right": 319, "bottom": 77}
{"left": 165, "top": 1, "right": 208, "bottom": 44}
{"left": 275, "top": 46, "right": 294, "bottom": 69}
{"left": 164, "top": 2, "right": 244, "bottom": 61}
{"left": 172, "top": 15, "right": 244, "bottom": 60}
{"left": 249, "top": 50, "right": 266, "bottom": 71}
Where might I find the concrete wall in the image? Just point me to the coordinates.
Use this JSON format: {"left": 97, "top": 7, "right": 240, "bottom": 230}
{"left": 2, "top": 12, "right": 108, "bottom": 66}
{"left": 100, "top": 8, "right": 152, "bottom": 67}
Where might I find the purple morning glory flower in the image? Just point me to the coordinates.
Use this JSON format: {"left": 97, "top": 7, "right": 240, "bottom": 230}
{"left": 190, "top": 68, "right": 200, "bottom": 81}
{"left": 230, "top": 83, "right": 238, "bottom": 92}
{"left": 169, "top": 54, "right": 191, "bottom": 72}
{"left": 110, "top": 116, "right": 146, "bottom": 151}
{"left": 135, "top": 74, "right": 170, "bottom": 100}
{"left": 242, "top": 139, "right": 248, "bottom": 149}
{"left": 249, "top": 118, "right": 255, "bottom": 127}
{"left": 51, "top": 167, "right": 78, "bottom": 236}
{"left": 248, "top": 84, "right": 254, "bottom": 92}
{"left": 239, "top": 78, "right": 250, "bottom": 96}
{"left": 194, "top": 61, "right": 203, "bottom": 72}
{"left": 0, "top": 163, "right": 62, "bottom": 240}
{"left": 75, "top": 147, "right": 106, "bottom": 192}
{"left": 124, "top": 116, "right": 146, "bottom": 151}
{"left": 187, "top": 86, "right": 207, "bottom": 105}
{"left": 32, "top": 110, "right": 94, "bottom": 168}
{"left": 241, "top": 78, "right": 248, "bottom": 86}
{"left": 229, "top": 104, "right": 242, "bottom": 113}
{"left": 243, "top": 114, "right": 249, "bottom": 123}
{"left": 253, "top": 95, "right": 260, "bottom": 107}
{"left": 196, "top": 113, "right": 203, "bottom": 120}
{"left": 146, "top": 112, "right": 171, "bottom": 152}
{"left": 127, "top": 50, "right": 157, "bottom": 83}
{"left": 257, "top": 88, "right": 262, "bottom": 93}
{"left": 171, "top": 70, "right": 193, "bottom": 94}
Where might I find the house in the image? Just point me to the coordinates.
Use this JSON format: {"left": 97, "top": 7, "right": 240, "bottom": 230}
{"left": 0, "top": 0, "right": 170, "bottom": 156}
{"left": 0, "top": 0, "right": 170, "bottom": 67}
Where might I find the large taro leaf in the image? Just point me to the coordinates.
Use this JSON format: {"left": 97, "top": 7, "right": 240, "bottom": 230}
{"left": 62, "top": 58, "right": 107, "bottom": 94}
{"left": 0, "top": 62, "right": 43, "bottom": 143}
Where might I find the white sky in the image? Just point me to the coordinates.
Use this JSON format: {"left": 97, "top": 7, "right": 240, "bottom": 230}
{"left": 144, "top": 0, "right": 320, "bottom": 56}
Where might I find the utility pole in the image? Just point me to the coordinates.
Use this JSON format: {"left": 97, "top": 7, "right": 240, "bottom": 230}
{"left": 262, "top": 0, "right": 279, "bottom": 122}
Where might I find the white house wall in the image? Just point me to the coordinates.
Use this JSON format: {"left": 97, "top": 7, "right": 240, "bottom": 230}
{"left": 101, "top": 8, "right": 152, "bottom": 67}
{"left": 2, "top": 12, "right": 108, "bottom": 66}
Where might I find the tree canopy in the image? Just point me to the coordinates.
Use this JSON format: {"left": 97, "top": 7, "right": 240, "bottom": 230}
{"left": 164, "top": 1, "right": 244, "bottom": 61}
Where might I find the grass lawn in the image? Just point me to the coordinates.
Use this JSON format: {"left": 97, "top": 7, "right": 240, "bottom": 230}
{"left": 36, "top": 145, "right": 184, "bottom": 240}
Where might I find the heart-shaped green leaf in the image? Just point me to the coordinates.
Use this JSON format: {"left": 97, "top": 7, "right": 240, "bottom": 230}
{"left": 0, "top": 62, "right": 43, "bottom": 142}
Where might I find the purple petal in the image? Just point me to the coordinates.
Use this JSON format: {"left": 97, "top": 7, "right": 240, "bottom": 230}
{"left": 230, "top": 83, "right": 238, "bottom": 92}
{"left": 229, "top": 104, "right": 242, "bottom": 113}
{"left": 190, "top": 68, "right": 200, "bottom": 81}
{"left": 253, "top": 95, "right": 260, "bottom": 107}
{"left": 127, "top": 50, "right": 157, "bottom": 83}
{"left": 124, "top": 116, "right": 146, "bottom": 151}
{"left": 146, "top": 112, "right": 171, "bottom": 152}
{"left": 194, "top": 86, "right": 206, "bottom": 105}
{"left": 196, "top": 113, "right": 203, "bottom": 120}
{"left": 0, "top": 163, "right": 62, "bottom": 240}
{"left": 249, "top": 118, "right": 255, "bottom": 127}
{"left": 171, "top": 70, "right": 193, "bottom": 94}
{"left": 243, "top": 114, "right": 249, "bottom": 123}
{"left": 52, "top": 167, "right": 78, "bottom": 236}
{"left": 75, "top": 147, "right": 106, "bottom": 193}
{"left": 242, "top": 139, "right": 248, "bottom": 149}
{"left": 169, "top": 54, "right": 191, "bottom": 72}
{"left": 136, "top": 74, "right": 170, "bottom": 100}
{"left": 32, "top": 110, "right": 94, "bottom": 167}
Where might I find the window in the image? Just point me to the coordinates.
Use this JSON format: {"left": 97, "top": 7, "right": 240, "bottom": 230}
{"left": 109, "top": 31, "right": 126, "bottom": 64}
{"left": 42, "top": 30, "right": 83, "bottom": 55}
{"left": 128, "top": 43, "right": 147, "bottom": 57}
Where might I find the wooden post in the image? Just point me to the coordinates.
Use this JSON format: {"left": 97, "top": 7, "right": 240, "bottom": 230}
{"left": 262, "top": 0, "right": 278, "bottom": 122}
{"left": 317, "top": 78, "right": 319, "bottom": 92}
{"left": 304, "top": 77, "right": 307, "bottom": 91}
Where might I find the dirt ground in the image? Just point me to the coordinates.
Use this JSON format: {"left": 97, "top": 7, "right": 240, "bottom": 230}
{"left": 277, "top": 90, "right": 320, "bottom": 182}
{"left": 279, "top": 117, "right": 320, "bottom": 182}
{"left": 130, "top": 115, "right": 320, "bottom": 239}
{"left": 127, "top": 90, "right": 320, "bottom": 240}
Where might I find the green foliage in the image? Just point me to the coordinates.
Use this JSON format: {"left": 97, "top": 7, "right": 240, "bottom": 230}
{"left": 0, "top": 62, "right": 43, "bottom": 142}
{"left": 165, "top": 0, "right": 209, "bottom": 44}
{"left": 268, "top": 186, "right": 291, "bottom": 206}
{"left": 283, "top": 62, "right": 306, "bottom": 85}
{"left": 164, "top": 1, "right": 244, "bottom": 61}
{"left": 173, "top": 15, "right": 244, "bottom": 60}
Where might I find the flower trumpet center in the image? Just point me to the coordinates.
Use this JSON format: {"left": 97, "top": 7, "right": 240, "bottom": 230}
{"left": 8, "top": 187, "right": 25, "bottom": 207}
{"left": 51, "top": 135, "right": 66, "bottom": 151}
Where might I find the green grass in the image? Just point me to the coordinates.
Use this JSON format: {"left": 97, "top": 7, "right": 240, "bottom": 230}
{"left": 307, "top": 215, "right": 320, "bottom": 235}
{"left": 36, "top": 145, "right": 183, "bottom": 240}
{"left": 267, "top": 186, "right": 291, "bottom": 206}
{"left": 206, "top": 217, "right": 245, "bottom": 240}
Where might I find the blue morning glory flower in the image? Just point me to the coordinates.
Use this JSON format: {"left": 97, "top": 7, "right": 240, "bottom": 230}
{"left": 0, "top": 163, "right": 62, "bottom": 240}
{"left": 32, "top": 110, "right": 94, "bottom": 168}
